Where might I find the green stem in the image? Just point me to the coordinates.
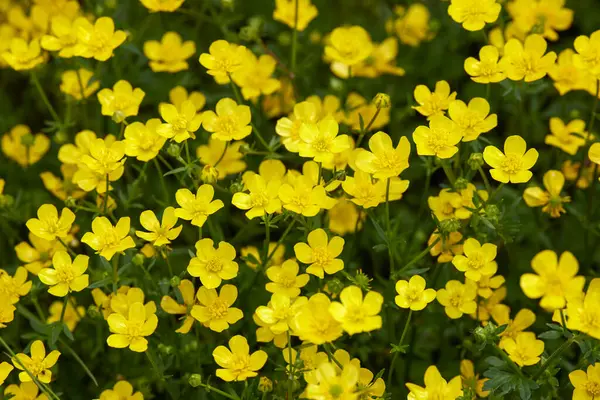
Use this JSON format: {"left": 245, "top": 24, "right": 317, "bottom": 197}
{"left": 395, "top": 237, "right": 441, "bottom": 278}
{"left": 287, "top": 331, "right": 295, "bottom": 399}
{"left": 356, "top": 109, "right": 382, "bottom": 147}
{"left": 111, "top": 253, "right": 119, "bottom": 293}
{"left": 162, "top": 249, "right": 174, "bottom": 277}
{"left": 494, "top": 344, "right": 524, "bottom": 377}
{"left": 489, "top": 182, "right": 505, "bottom": 202}
{"left": 228, "top": 78, "right": 271, "bottom": 151}
{"left": 478, "top": 166, "right": 492, "bottom": 193}
{"left": 31, "top": 295, "right": 46, "bottom": 321}
{"left": 385, "top": 178, "right": 395, "bottom": 274}
{"left": 57, "top": 237, "right": 76, "bottom": 257}
{"left": 31, "top": 71, "right": 62, "bottom": 128}
{"left": 59, "top": 294, "right": 69, "bottom": 323}
{"left": 387, "top": 309, "right": 412, "bottom": 386}
{"left": 264, "top": 218, "right": 297, "bottom": 267}
{"left": 58, "top": 338, "right": 98, "bottom": 386}
{"left": 290, "top": 0, "right": 299, "bottom": 75}
{"left": 153, "top": 158, "right": 169, "bottom": 202}
{"left": 532, "top": 336, "right": 577, "bottom": 381}
{"left": 485, "top": 83, "right": 491, "bottom": 100}
{"left": 102, "top": 175, "right": 110, "bottom": 215}
{"left": 441, "top": 162, "right": 456, "bottom": 187}
{"left": 145, "top": 349, "right": 176, "bottom": 399}
{"left": 323, "top": 343, "right": 343, "bottom": 369}
{"left": 214, "top": 141, "right": 229, "bottom": 167}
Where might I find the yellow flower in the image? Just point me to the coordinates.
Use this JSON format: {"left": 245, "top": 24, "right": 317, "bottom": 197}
{"left": 15, "top": 233, "right": 65, "bottom": 275}
{"left": 191, "top": 284, "right": 243, "bottom": 332}
{"left": 491, "top": 305, "right": 536, "bottom": 349}
{"left": 465, "top": 45, "right": 506, "bottom": 83}
{"left": 428, "top": 189, "right": 464, "bottom": 221}
{"left": 413, "top": 80, "right": 457, "bottom": 119}
{"left": 483, "top": 135, "right": 539, "bottom": 183}
{"left": 135, "top": 207, "right": 182, "bottom": 247}
{"left": 549, "top": 49, "right": 594, "bottom": 95}
{"left": 291, "top": 293, "right": 343, "bottom": 344}
{"left": 212, "top": 335, "right": 267, "bottom": 382}
{"left": 413, "top": 115, "right": 462, "bottom": 158}
{"left": 573, "top": 30, "right": 600, "bottom": 77}
{"left": 202, "top": 98, "right": 251, "bottom": 141}
{"left": 0, "top": 267, "right": 32, "bottom": 304}
{"left": 124, "top": 119, "right": 167, "bottom": 161}
{"left": 47, "top": 299, "right": 84, "bottom": 332}
{"left": 158, "top": 100, "right": 203, "bottom": 142}
{"left": 262, "top": 78, "right": 297, "bottom": 118}
{"left": 565, "top": 278, "right": 600, "bottom": 339}
{"left": 460, "top": 359, "right": 489, "bottom": 398}
{"left": 282, "top": 345, "right": 328, "bottom": 383}
{"left": 160, "top": 279, "right": 196, "bottom": 334}
{"left": 389, "top": 4, "right": 435, "bottom": 47}
{"left": 175, "top": 185, "right": 224, "bottom": 227}
{"left": 523, "top": 170, "right": 571, "bottom": 218}
{"left": 99, "top": 380, "right": 144, "bottom": 400}
{"left": 329, "top": 286, "right": 383, "bottom": 335}
{"left": 469, "top": 273, "right": 505, "bottom": 299}
{"left": 40, "top": 15, "right": 78, "bottom": 57}
{"left": 197, "top": 138, "right": 247, "bottom": 179}
{"left": 305, "top": 362, "right": 359, "bottom": 399}
{"left": 563, "top": 160, "right": 597, "bottom": 189}
{"left": 232, "top": 53, "right": 281, "bottom": 100}
{"left": 448, "top": 0, "right": 501, "bottom": 31}
{"left": 38, "top": 251, "right": 88, "bottom": 297}
{"left": 273, "top": 0, "right": 318, "bottom": 31}
{"left": 73, "top": 16, "right": 126, "bottom": 61}
{"left": 340, "top": 172, "right": 383, "bottom": 208}
{"left": 242, "top": 242, "right": 285, "bottom": 270}
{"left": 429, "top": 230, "right": 464, "bottom": 263}
{"left": 40, "top": 164, "right": 86, "bottom": 201}
{"left": 507, "top": 0, "right": 573, "bottom": 42}
{"left": 26, "top": 204, "right": 75, "bottom": 241}
{"left": 81, "top": 217, "right": 136, "bottom": 261}
{"left": 2, "top": 125, "right": 50, "bottom": 167}
{"left": 4, "top": 381, "right": 49, "bottom": 400}
{"left": 324, "top": 25, "right": 373, "bottom": 67}
{"left": 520, "top": 250, "right": 585, "bottom": 310}
{"left": 74, "top": 139, "right": 126, "bottom": 192}
{"left": 591, "top": 142, "right": 600, "bottom": 166}
{"left": 294, "top": 228, "right": 344, "bottom": 279}
{"left": 355, "top": 131, "right": 411, "bottom": 179}
{"left": 140, "top": 0, "right": 185, "bottom": 12}
{"left": 107, "top": 301, "right": 158, "bottom": 352}
{"left": 1, "top": 38, "right": 45, "bottom": 70}
{"left": 406, "top": 365, "right": 463, "bottom": 400}
{"left": 164, "top": 86, "right": 206, "bottom": 112}
{"left": 448, "top": 98, "right": 497, "bottom": 141}
{"left": 0, "top": 294, "right": 16, "bottom": 328}
{"left": 266, "top": 259, "right": 310, "bottom": 297}
{"left": 187, "top": 238, "right": 238, "bottom": 289}
{"left": 342, "top": 92, "right": 390, "bottom": 132}
{"left": 570, "top": 364, "right": 600, "bottom": 400}
{"left": 275, "top": 100, "right": 321, "bottom": 153}
{"left": 0, "top": 362, "right": 14, "bottom": 386}
{"left": 199, "top": 40, "right": 249, "bottom": 84}
{"left": 328, "top": 198, "right": 365, "bottom": 236}
{"left": 499, "top": 34, "right": 557, "bottom": 82}
{"left": 437, "top": 280, "right": 477, "bottom": 319}
{"left": 144, "top": 31, "right": 195, "bottom": 73}
{"left": 255, "top": 312, "right": 289, "bottom": 348}
{"left": 452, "top": 238, "right": 498, "bottom": 281}
{"left": 278, "top": 175, "right": 335, "bottom": 216}
{"left": 97, "top": 80, "right": 145, "bottom": 122}
{"left": 395, "top": 275, "right": 437, "bottom": 311}
{"left": 12, "top": 340, "right": 60, "bottom": 383}
{"left": 233, "top": 174, "right": 282, "bottom": 219}
{"left": 298, "top": 118, "right": 350, "bottom": 163}
{"left": 255, "top": 293, "right": 307, "bottom": 337}
{"left": 503, "top": 332, "right": 544, "bottom": 367}
{"left": 474, "top": 285, "right": 506, "bottom": 322}
{"left": 545, "top": 118, "right": 587, "bottom": 155}
{"left": 58, "top": 130, "right": 114, "bottom": 165}
{"left": 335, "top": 37, "right": 406, "bottom": 79}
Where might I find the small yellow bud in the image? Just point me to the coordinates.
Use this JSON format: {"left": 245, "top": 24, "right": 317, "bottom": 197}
{"left": 201, "top": 165, "right": 219, "bottom": 184}
{"left": 373, "top": 93, "right": 391, "bottom": 109}
{"left": 258, "top": 377, "right": 273, "bottom": 393}
{"left": 189, "top": 374, "right": 202, "bottom": 387}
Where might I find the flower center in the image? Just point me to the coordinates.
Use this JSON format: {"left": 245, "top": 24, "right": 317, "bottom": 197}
{"left": 329, "top": 384, "right": 344, "bottom": 398}
{"left": 311, "top": 137, "right": 330, "bottom": 152}
{"left": 376, "top": 150, "right": 402, "bottom": 171}
{"left": 251, "top": 191, "right": 270, "bottom": 208}
{"left": 427, "top": 129, "right": 450, "bottom": 153}
{"left": 56, "top": 267, "right": 75, "bottom": 282}
{"left": 206, "top": 258, "right": 223, "bottom": 272}
{"left": 585, "top": 382, "right": 600, "bottom": 396}
{"left": 344, "top": 305, "right": 366, "bottom": 323}
{"left": 501, "top": 154, "right": 522, "bottom": 174}
{"left": 449, "top": 294, "right": 463, "bottom": 308}
{"left": 216, "top": 116, "right": 238, "bottom": 136}
{"left": 208, "top": 299, "right": 229, "bottom": 319}
{"left": 279, "top": 275, "right": 296, "bottom": 288}
{"left": 467, "top": 253, "right": 485, "bottom": 270}
{"left": 173, "top": 117, "right": 188, "bottom": 132}
{"left": 312, "top": 247, "right": 330, "bottom": 267}
{"left": 230, "top": 354, "right": 251, "bottom": 371}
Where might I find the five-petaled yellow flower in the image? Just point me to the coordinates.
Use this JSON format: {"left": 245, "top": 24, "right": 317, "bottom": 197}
{"left": 124, "top": 119, "right": 167, "bottom": 161}
{"left": 232, "top": 174, "right": 282, "bottom": 219}
{"left": 545, "top": 117, "right": 587, "bottom": 156}
{"left": 212, "top": 335, "right": 267, "bottom": 382}
{"left": 436, "top": 280, "right": 477, "bottom": 319}
{"left": 395, "top": 275, "right": 437, "bottom": 311}
{"left": 413, "top": 115, "right": 462, "bottom": 159}
{"left": 187, "top": 238, "right": 239, "bottom": 289}
{"left": 291, "top": 293, "right": 343, "bottom": 344}
{"left": 2, "top": 38, "right": 46, "bottom": 71}
{"left": 38, "top": 251, "right": 89, "bottom": 297}
{"left": 573, "top": 30, "right": 600, "bottom": 78}
{"left": 499, "top": 34, "right": 557, "bottom": 82}
{"left": 355, "top": 131, "right": 411, "bottom": 179}
{"left": 569, "top": 363, "right": 600, "bottom": 400}
{"left": 202, "top": 98, "right": 252, "bottom": 141}
{"left": 447, "top": 0, "right": 501, "bottom": 31}
{"left": 135, "top": 207, "right": 182, "bottom": 247}
{"left": 523, "top": 170, "right": 571, "bottom": 218}
{"left": 464, "top": 45, "right": 506, "bottom": 83}
{"left": 329, "top": 285, "right": 383, "bottom": 335}
{"left": 448, "top": 97, "right": 497, "bottom": 141}
{"left": 144, "top": 31, "right": 195, "bottom": 73}
{"left": 175, "top": 185, "right": 224, "bottom": 227}
{"left": 11, "top": 340, "right": 60, "bottom": 384}
{"left": 503, "top": 332, "right": 544, "bottom": 367}
{"left": 107, "top": 301, "right": 158, "bottom": 352}
{"left": 452, "top": 238, "right": 498, "bottom": 281}
{"left": 97, "top": 80, "right": 145, "bottom": 123}
{"left": 26, "top": 204, "right": 75, "bottom": 241}
{"left": 406, "top": 365, "right": 463, "bottom": 400}
{"left": 483, "top": 135, "right": 539, "bottom": 183}
{"left": 199, "top": 40, "right": 249, "bottom": 84}
{"left": 191, "top": 284, "right": 243, "bottom": 332}
{"left": 325, "top": 26, "right": 373, "bottom": 67}
{"left": 74, "top": 17, "right": 127, "bottom": 61}
{"left": 157, "top": 100, "right": 203, "bottom": 142}
{"left": 298, "top": 118, "right": 350, "bottom": 163}
{"left": 294, "top": 228, "right": 344, "bottom": 278}
{"left": 413, "top": 80, "right": 457, "bottom": 119}
{"left": 60, "top": 68, "right": 100, "bottom": 100}
{"left": 266, "top": 259, "right": 310, "bottom": 297}
{"left": 81, "top": 217, "right": 136, "bottom": 260}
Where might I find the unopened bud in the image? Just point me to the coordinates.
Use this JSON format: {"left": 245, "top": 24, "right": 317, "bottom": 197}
{"left": 170, "top": 276, "right": 181, "bottom": 288}
{"left": 54, "top": 131, "right": 68, "bottom": 144}
{"left": 467, "top": 153, "right": 484, "bottom": 171}
{"left": 0, "top": 194, "right": 14, "bottom": 208}
{"left": 201, "top": 165, "right": 219, "bottom": 184}
{"left": 158, "top": 343, "right": 175, "bottom": 355}
{"left": 87, "top": 305, "right": 102, "bottom": 319}
{"left": 229, "top": 181, "right": 245, "bottom": 194}
{"left": 189, "top": 374, "right": 202, "bottom": 387}
{"left": 439, "top": 218, "right": 461, "bottom": 234}
{"left": 454, "top": 177, "right": 469, "bottom": 190}
{"left": 111, "top": 111, "right": 125, "bottom": 124}
{"left": 326, "top": 278, "right": 344, "bottom": 296}
{"left": 258, "top": 377, "right": 273, "bottom": 393}
{"left": 484, "top": 204, "right": 500, "bottom": 223}
{"left": 373, "top": 93, "right": 391, "bottom": 109}
{"left": 132, "top": 253, "right": 145, "bottom": 267}
{"left": 168, "top": 143, "right": 181, "bottom": 158}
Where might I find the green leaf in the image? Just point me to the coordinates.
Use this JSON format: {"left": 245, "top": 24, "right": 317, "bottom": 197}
{"left": 50, "top": 323, "right": 62, "bottom": 347}
{"left": 390, "top": 343, "right": 409, "bottom": 354}
{"left": 538, "top": 330, "right": 562, "bottom": 340}
{"left": 62, "top": 323, "right": 74, "bottom": 341}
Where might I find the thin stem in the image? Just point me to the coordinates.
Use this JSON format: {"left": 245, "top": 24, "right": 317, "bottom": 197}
{"left": 162, "top": 248, "right": 174, "bottom": 277}
{"left": 287, "top": 331, "right": 295, "bottom": 399}
{"left": 494, "top": 344, "right": 525, "bottom": 377}
{"left": 395, "top": 237, "right": 441, "bottom": 278}
{"left": 387, "top": 309, "right": 413, "bottom": 386}
{"left": 532, "top": 336, "right": 577, "bottom": 381}
{"left": 57, "top": 237, "right": 76, "bottom": 257}
{"left": 228, "top": 78, "right": 271, "bottom": 151}
{"left": 441, "top": 162, "right": 456, "bottom": 187}
{"left": 385, "top": 178, "right": 395, "bottom": 274}
{"left": 356, "top": 109, "right": 382, "bottom": 148}
{"left": 317, "top": 162, "right": 323, "bottom": 185}
{"left": 111, "top": 254, "right": 119, "bottom": 293}
{"left": 102, "top": 175, "right": 110, "bottom": 215}
{"left": 262, "top": 215, "right": 271, "bottom": 269}
{"left": 31, "top": 295, "right": 46, "bottom": 320}
{"left": 488, "top": 182, "right": 505, "bottom": 202}
{"left": 290, "top": 0, "right": 299, "bottom": 75}
{"left": 323, "top": 343, "right": 343, "bottom": 369}
{"left": 145, "top": 349, "right": 176, "bottom": 399}
{"left": 58, "top": 338, "right": 99, "bottom": 386}
{"left": 265, "top": 218, "right": 297, "bottom": 267}
{"left": 153, "top": 158, "right": 169, "bottom": 202}
{"left": 485, "top": 83, "right": 491, "bottom": 100}
{"left": 31, "top": 71, "right": 62, "bottom": 128}
{"left": 478, "top": 166, "right": 492, "bottom": 193}
{"left": 184, "top": 141, "right": 192, "bottom": 165}
{"left": 214, "top": 141, "right": 229, "bottom": 167}
{"left": 59, "top": 294, "right": 69, "bottom": 323}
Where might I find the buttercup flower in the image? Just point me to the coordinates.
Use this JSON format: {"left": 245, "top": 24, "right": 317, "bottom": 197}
{"left": 99, "top": 380, "right": 144, "bottom": 400}
{"left": 275, "top": 100, "right": 320, "bottom": 153}
{"left": 11, "top": 340, "right": 60, "bottom": 383}
{"left": 448, "top": 97, "right": 497, "bottom": 141}
{"left": 255, "top": 293, "right": 307, "bottom": 337}
{"left": 124, "top": 119, "right": 167, "bottom": 161}
{"left": 273, "top": 0, "right": 318, "bottom": 31}
{"left": 437, "top": 280, "right": 477, "bottom": 319}
{"left": 523, "top": 170, "right": 571, "bottom": 218}
{"left": 81, "top": 217, "right": 136, "bottom": 260}
{"left": 191, "top": 284, "right": 243, "bottom": 332}
{"left": 294, "top": 228, "right": 344, "bottom": 278}
{"left": 305, "top": 362, "right": 359, "bottom": 399}
{"left": 2, "top": 38, "right": 45, "bottom": 70}
{"left": 483, "top": 135, "right": 539, "bottom": 183}
{"left": 491, "top": 305, "right": 536, "bottom": 349}
{"left": 232, "top": 174, "right": 281, "bottom": 219}
{"left": 157, "top": 100, "right": 203, "bottom": 142}
{"left": 26, "top": 204, "right": 75, "bottom": 241}
{"left": 429, "top": 231, "right": 464, "bottom": 263}
{"left": 406, "top": 365, "right": 463, "bottom": 400}
{"left": 549, "top": 49, "right": 593, "bottom": 95}
{"left": 413, "top": 115, "right": 462, "bottom": 158}
{"left": 395, "top": 275, "right": 437, "bottom": 311}
{"left": 47, "top": 299, "right": 85, "bottom": 332}
{"left": 470, "top": 274, "right": 505, "bottom": 299}
{"left": 298, "top": 118, "right": 350, "bottom": 163}
{"left": 202, "top": 98, "right": 251, "bottom": 141}
{"left": 144, "top": 31, "right": 195, "bottom": 73}
{"left": 520, "top": 250, "right": 585, "bottom": 310}
{"left": 2, "top": 125, "right": 50, "bottom": 167}
{"left": 212, "top": 336, "right": 267, "bottom": 381}
{"left": 0, "top": 267, "right": 32, "bottom": 304}
{"left": 507, "top": 0, "right": 573, "bottom": 42}
{"left": 38, "top": 251, "right": 88, "bottom": 297}
{"left": 231, "top": 53, "right": 281, "bottom": 100}
{"left": 291, "top": 293, "right": 343, "bottom": 344}
{"left": 4, "top": 381, "right": 49, "bottom": 400}
{"left": 413, "top": 80, "right": 457, "bottom": 119}
{"left": 573, "top": 30, "right": 600, "bottom": 77}
{"left": 390, "top": 4, "right": 435, "bottom": 47}
{"left": 40, "top": 15, "right": 78, "bottom": 57}
{"left": 165, "top": 86, "right": 206, "bottom": 112}
{"left": 460, "top": 359, "right": 489, "bottom": 399}
{"left": 107, "top": 302, "right": 158, "bottom": 352}
{"left": 329, "top": 286, "right": 383, "bottom": 335}
{"left": 266, "top": 259, "right": 310, "bottom": 297}
{"left": 336, "top": 37, "right": 405, "bottom": 79}
{"left": 199, "top": 40, "right": 249, "bottom": 84}
{"left": 74, "top": 16, "right": 127, "bottom": 61}
{"left": 187, "top": 239, "right": 238, "bottom": 289}
{"left": 465, "top": 45, "right": 506, "bottom": 83}
{"left": 160, "top": 279, "right": 196, "bottom": 334}
{"left": 0, "top": 295, "right": 16, "bottom": 328}
{"left": 569, "top": 364, "right": 600, "bottom": 400}
{"left": 545, "top": 117, "right": 587, "bottom": 155}
{"left": 175, "top": 185, "right": 224, "bottom": 227}
{"left": 0, "top": 362, "right": 14, "bottom": 385}
{"left": 355, "top": 132, "right": 411, "bottom": 179}
{"left": 452, "top": 238, "right": 498, "bottom": 281}
{"left": 565, "top": 278, "right": 600, "bottom": 339}
{"left": 499, "top": 34, "right": 557, "bottom": 82}
{"left": 197, "top": 139, "right": 247, "bottom": 179}
{"left": 503, "top": 332, "right": 544, "bottom": 367}
{"left": 97, "top": 80, "right": 145, "bottom": 123}
{"left": 135, "top": 207, "right": 182, "bottom": 247}
{"left": 325, "top": 26, "right": 373, "bottom": 68}
{"left": 448, "top": 0, "right": 501, "bottom": 31}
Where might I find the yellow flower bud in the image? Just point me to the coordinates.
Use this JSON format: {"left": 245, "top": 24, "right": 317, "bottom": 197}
{"left": 373, "top": 93, "right": 391, "bottom": 109}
